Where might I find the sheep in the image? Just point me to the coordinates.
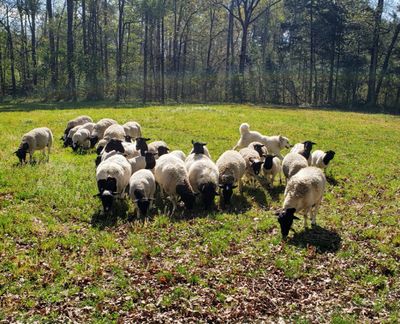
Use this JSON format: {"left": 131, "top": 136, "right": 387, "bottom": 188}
{"left": 135, "top": 137, "right": 151, "bottom": 156}
{"left": 90, "top": 118, "right": 118, "bottom": 147}
{"left": 148, "top": 140, "right": 170, "bottom": 159}
{"left": 290, "top": 141, "right": 316, "bottom": 165}
{"left": 238, "top": 147, "right": 264, "bottom": 183}
{"left": 311, "top": 150, "right": 336, "bottom": 170}
{"left": 95, "top": 139, "right": 140, "bottom": 167}
{"left": 216, "top": 150, "right": 246, "bottom": 205}
{"left": 262, "top": 155, "right": 282, "bottom": 187}
{"left": 72, "top": 128, "right": 91, "bottom": 152}
{"left": 123, "top": 121, "right": 142, "bottom": 142}
{"left": 248, "top": 141, "right": 268, "bottom": 157}
{"left": 62, "top": 115, "right": 92, "bottom": 141}
{"left": 282, "top": 152, "right": 308, "bottom": 180}
{"left": 128, "top": 169, "right": 156, "bottom": 217}
{"left": 189, "top": 140, "right": 211, "bottom": 158}
{"left": 96, "top": 139, "right": 108, "bottom": 155}
{"left": 154, "top": 154, "right": 196, "bottom": 215}
{"left": 103, "top": 124, "right": 126, "bottom": 143}
{"left": 95, "top": 154, "right": 132, "bottom": 213}
{"left": 188, "top": 156, "right": 219, "bottom": 210}
{"left": 14, "top": 127, "right": 53, "bottom": 164}
{"left": 185, "top": 141, "right": 212, "bottom": 171}
{"left": 169, "top": 150, "right": 186, "bottom": 161}
{"left": 233, "top": 123, "right": 291, "bottom": 159}
{"left": 276, "top": 167, "right": 326, "bottom": 238}
{"left": 64, "top": 125, "right": 82, "bottom": 147}
{"left": 128, "top": 152, "right": 157, "bottom": 175}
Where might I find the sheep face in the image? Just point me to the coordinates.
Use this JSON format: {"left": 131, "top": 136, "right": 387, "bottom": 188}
{"left": 279, "top": 136, "right": 291, "bottom": 149}
{"left": 137, "top": 200, "right": 151, "bottom": 216}
{"left": 104, "top": 139, "right": 125, "bottom": 154}
{"left": 219, "top": 183, "right": 237, "bottom": 205}
{"left": 90, "top": 136, "right": 99, "bottom": 148}
{"left": 323, "top": 150, "right": 335, "bottom": 165}
{"left": 100, "top": 191, "right": 114, "bottom": 213}
{"left": 144, "top": 152, "right": 156, "bottom": 169}
{"left": 136, "top": 137, "right": 150, "bottom": 155}
{"left": 95, "top": 155, "right": 102, "bottom": 167}
{"left": 14, "top": 143, "right": 29, "bottom": 163}
{"left": 96, "top": 145, "right": 104, "bottom": 155}
{"left": 64, "top": 137, "right": 73, "bottom": 147}
{"left": 157, "top": 146, "right": 169, "bottom": 157}
{"left": 125, "top": 135, "right": 132, "bottom": 142}
{"left": 199, "top": 182, "right": 218, "bottom": 210}
{"left": 96, "top": 177, "right": 118, "bottom": 213}
{"left": 176, "top": 183, "right": 195, "bottom": 210}
{"left": 72, "top": 143, "right": 79, "bottom": 152}
{"left": 263, "top": 155, "right": 275, "bottom": 171}
{"left": 249, "top": 158, "right": 263, "bottom": 175}
{"left": 253, "top": 144, "right": 265, "bottom": 157}
{"left": 277, "top": 208, "right": 299, "bottom": 238}
{"left": 191, "top": 140, "right": 207, "bottom": 154}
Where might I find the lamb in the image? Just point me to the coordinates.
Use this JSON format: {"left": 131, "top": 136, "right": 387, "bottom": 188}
{"left": 282, "top": 152, "right": 308, "bottom": 180}
{"left": 216, "top": 150, "right": 246, "bottom": 205}
{"left": 148, "top": 140, "right": 170, "bottom": 159}
{"left": 14, "top": 127, "right": 53, "bottom": 164}
{"left": 185, "top": 141, "right": 212, "bottom": 171}
{"left": 95, "top": 154, "right": 132, "bottom": 213}
{"left": 64, "top": 125, "right": 82, "bottom": 147}
{"left": 248, "top": 142, "right": 268, "bottom": 157}
{"left": 233, "top": 123, "right": 291, "bottom": 159}
{"left": 128, "top": 152, "right": 157, "bottom": 175}
{"left": 238, "top": 147, "right": 264, "bottom": 182}
{"left": 188, "top": 156, "right": 219, "bottom": 209}
{"left": 262, "top": 155, "right": 282, "bottom": 187}
{"left": 103, "top": 124, "right": 126, "bottom": 142}
{"left": 290, "top": 141, "right": 316, "bottom": 165}
{"left": 135, "top": 137, "right": 151, "bottom": 155}
{"left": 311, "top": 150, "right": 335, "bottom": 170}
{"left": 90, "top": 118, "right": 118, "bottom": 147}
{"left": 128, "top": 169, "right": 156, "bottom": 217}
{"left": 276, "top": 167, "right": 326, "bottom": 238}
{"left": 189, "top": 140, "right": 211, "bottom": 158}
{"left": 62, "top": 115, "right": 92, "bottom": 141}
{"left": 154, "top": 154, "right": 196, "bottom": 215}
{"left": 72, "top": 128, "right": 92, "bottom": 152}
{"left": 123, "top": 121, "right": 142, "bottom": 142}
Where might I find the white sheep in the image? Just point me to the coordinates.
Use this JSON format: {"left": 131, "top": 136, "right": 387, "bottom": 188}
{"left": 123, "top": 121, "right": 142, "bottom": 142}
{"left": 188, "top": 156, "right": 219, "bottom": 210}
{"left": 128, "top": 152, "right": 157, "bottom": 175}
{"left": 95, "top": 140, "right": 140, "bottom": 167}
{"left": 216, "top": 150, "right": 246, "bottom": 205}
{"left": 233, "top": 123, "right": 291, "bottom": 159}
{"left": 95, "top": 154, "right": 132, "bottom": 213}
{"left": 103, "top": 124, "right": 126, "bottom": 142}
{"left": 282, "top": 152, "right": 308, "bottom": 180}
{"left": 189, "top": 140, "right": 211, "bottom": 158}
{"left": 262, "top": 155, "right": 282, "bottom": 187}
{"left": 290, "top": 141, "right": 316, "bottom": 165}
{"left": 72, "top": 128, "right": 91, "bottom": 152}
{"left": 62, "top": 115, "right": 92, "bottom": 141}
{"left": 169, "top": 150, "right": 186, "bottom": 161}
{"left": 148, "top": 140, "right": 170, "bottom": 159}
{"left": 248, "top": 141, "right": 268, "bottom": 157}
{"left": 277, "top": 167, "right": 326, "bottom": 238}
{"left": 154, "top": 154, "right": 196, "bottom": 215}
{"left": 14, "top": 127, "right": 53, "bottom": 164}
{"left": 238, "top": 147, "right": 264, "bottom": 183}
{"left": 90, "top": 118, "right": 118, "bottom": 147}
{"left": 64, "top": 125, "right": 82, "bottom": 148}
{"left": 311, "top": 150, "right": 336, "bottom": 170}
{"left": 129, "top": 169, "right": 156, "bottom": 217}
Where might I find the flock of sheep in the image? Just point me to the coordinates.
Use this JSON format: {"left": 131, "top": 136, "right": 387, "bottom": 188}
{"left": 13, "top": 115, "right": 335, "bottom": 238}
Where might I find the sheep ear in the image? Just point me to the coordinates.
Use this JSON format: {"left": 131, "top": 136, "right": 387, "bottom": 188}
{"left": 93, "top": 193, "right": 101, "bottom": 198}
{"left": 275, "top": 211, "right": 281, "bottom": 217}
{"left": 232, "top": 185, "right": 238, "bottom": 189}
{"left": 293, "top": 215, "right": 300, "bottom": 220}
{"left": 249, "top": 157, "right": 254, "bottom": 163}
{"left": 214, "top": 190, "right": 219, "bottom": 196}
{"left": 218, "top": 184, "right": 224, "bottom": 188}
{"left": 13, "top": 151, "right": 18, "bottom": 154}
{"left": 311, "top": 142, "right": 316, "bottom": 145}
{"left": 191, "top": 140, "right": 195, "bottom": 144}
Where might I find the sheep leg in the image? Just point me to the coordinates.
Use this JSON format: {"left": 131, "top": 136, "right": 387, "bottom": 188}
{"left": 311, "top": 201, "right": 321, "bottom": 226}
{"left": 47, "top": 145, "right": 51, "bottom": 162}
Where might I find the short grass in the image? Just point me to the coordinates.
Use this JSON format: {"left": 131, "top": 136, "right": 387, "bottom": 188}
{"left": 0, "top": 102, "right": 399, "bottom": 322}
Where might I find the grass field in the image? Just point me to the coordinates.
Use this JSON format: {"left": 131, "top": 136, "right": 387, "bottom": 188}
{"left": 0, "top": 103, "right": 399, "bottom": 322}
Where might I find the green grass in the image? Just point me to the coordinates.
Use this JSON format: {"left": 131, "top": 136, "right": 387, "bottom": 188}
{"left": 0, "top": 102, "right": 399, "bottom": 322}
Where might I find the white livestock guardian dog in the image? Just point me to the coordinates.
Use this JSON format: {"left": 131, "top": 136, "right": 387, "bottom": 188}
{"left": 233, "top": 123, "right": 291, "bottom": 160}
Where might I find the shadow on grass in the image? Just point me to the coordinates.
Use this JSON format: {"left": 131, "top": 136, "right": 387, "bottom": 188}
{"left": 245, "top": 185, "right": 269, "bottom": 209}
{"left": 326, "top": 174, "right": 339, "bottom": 186}
{"left": 268, "top": 184, "right": 285, "bottom": 201}
{"left": 91, "top": 199, "right": 130, "bottom": 229}
{"left": 288, "top": 225, "right": 341, "bottom": 253}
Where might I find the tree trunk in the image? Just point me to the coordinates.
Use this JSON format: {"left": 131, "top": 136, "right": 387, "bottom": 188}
{"left": 367, "top": 0, "right": 384, "bottom": 106}
{"left": 103, "top": 0, "right": 109, "bottom": 84}
{"left": 161, "top": 15, "right": 165, "bottom": 104}
{"left": 116, "top": 0, "right": 125, "bottom": 101}
{"left": 67, "top": 0, "right": 76, "bottom": 100}
{"left": 143, "top": 12, "right": 148, "bottom": 103}
{"left": 308, "top": 0, "right": 314, "bottom": 104}
{"left": 29, "top": 0, "right": 38, "bottom": 86}
{"left": 47, "top": 0, "right": 57, "bottom": 92}
{"left": 225, "top": 0, "right": 234, "bottom": 101}
{"left": 82, "top": 0, "right": 88, "bottom": 55}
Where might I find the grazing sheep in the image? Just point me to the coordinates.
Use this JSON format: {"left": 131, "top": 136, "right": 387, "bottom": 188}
{"left": 95, "top": 140, "right": 140, "bottom": 167}
{"left": 135, "top": 137, "right": 151, "bottom": 155}
{"left": 233, "top": 123, "right": 291, "bottom": 159}
{"left": 216, "top": 150, "right": 246, "bottom": 205}
{"left": 128, "top": 152, "right": 157, "bottom": 174}
{"left": 90, "top": 118, "right": 118, "bottom": 147}
{"left": 72, "top": 128, "right": 91, "bottom": 152}
{"left": 96, "top": 139, "right": 108, "bottom": 155}
{"left": 129, "top": 169, "right": 156, "bottom": 217}
{"left": 62, "top": 115, "right": 92, "bottom": 141}
{"left": 239, "top": 147, "right": 264, "bottom": 182}
{"left": 188, "top": 157, "right": 219, "bottom": 209}
{"left": 262, "top": 155, "right": 282, "bottom": 187}
{"left": 248, "top": 142, "right": 268, "bottom": 157}
{"left": 290, "top": 141, "right": 316, "bottom": 165}
{"left": 154, "top": 154, "right": 196, "bottom": 215}
{"left": 169, "top": 150, "right": 186, "bottom": 161}
{"left": 64, "top": 125, "right": 82, "bottom": 148}
{"left": 276, "top": 167, "right": 326, "bottom": 238}
{"left": 95, "top": 154, "right": 132, "bottom": 213}
{"left": 15, "top": 127, "right": 53, "bottom": 164}
{"left": 148, "top": 140, "right": 170, "bottom": 159}
{"left": 282, "top": 152, "right": 308, "bottom": 180}
{"left": 103, "top": 124, "right": 126, "bottom": 142}
{"left": 189, "top": 140, "right": 211, "bottom": 158}
{"left": 123, "top": 121, "right": 142, "bottom": 142}
{"left": 311, "top": 150, "right": 336, "bottom": 170}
